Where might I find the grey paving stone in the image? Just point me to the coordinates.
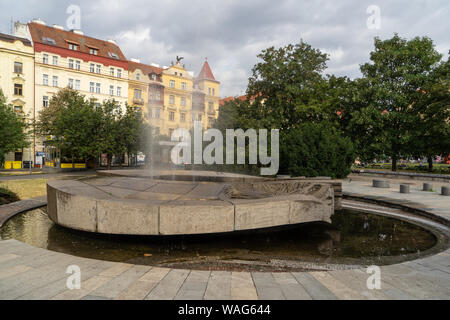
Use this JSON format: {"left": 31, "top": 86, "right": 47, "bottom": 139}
{"left": 291, "top": 272, "right": 337, "bottom": 300}
{"left": 145, "top": 269, "right": 190, "bottom": 300}
{"left": 175, "top": 270, "right": 210, "bottom": 300}
{"left": 90, "top": 264, "right": 151, "bottom": 299}
{"left": 251, "top": 272, "right": 285, "bottom": 300}
{"left": 272, "top": 272, "right": 311, "bottom": 300}
{"left": 204, "top": 271, "right": 231, "bottom": 300}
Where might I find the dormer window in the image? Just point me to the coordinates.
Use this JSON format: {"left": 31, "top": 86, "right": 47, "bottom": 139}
{"left": 89, "top": 48, "right": 98, "bottom": 55}
{"left": 42, "top": 37, "right": 56, "bottom": 45}
{"left": 68, "top": 43, "right": 78, "bottom": 51}
{"left": 108, "top": 52, "right": 119, "bottom": 59}
{"left": 136, "top": 73, "right": 140, "bottom": 80}
{"left": 151, "top": 74, "right": 156, "bottom": 81}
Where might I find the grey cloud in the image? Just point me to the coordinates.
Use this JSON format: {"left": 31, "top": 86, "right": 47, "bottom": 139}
{"left": 1, "top": 0, "right": 448, "bottom": 96}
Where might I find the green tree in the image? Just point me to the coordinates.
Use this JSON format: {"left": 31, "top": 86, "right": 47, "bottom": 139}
{"left": 356, "top": 34, "right": 443, "bottom": 171}
{"left": 36, "top": 88, "right": 102, "bottom": 165}
{"left": 280, "top": 122, "right": 355, "bottom": 178}
{"left": 245, "top": 40, "right": 329, "bottom": 130}
{"left": 409, "top": 57, "right": 450, "bottom": 170}
{"left": 0, "top": 89, "right": 29, "bottom": 167}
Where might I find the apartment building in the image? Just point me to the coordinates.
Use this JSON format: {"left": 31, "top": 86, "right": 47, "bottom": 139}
{"left": 14, "top": 19, "right": 129, "bottom": 165}
{"left": 0, "top": 33, "right": 35, "bottom": 168}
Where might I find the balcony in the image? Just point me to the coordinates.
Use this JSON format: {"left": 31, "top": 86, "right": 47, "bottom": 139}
{"left": 133, "top": 97, "right": 144, "bottom": 105}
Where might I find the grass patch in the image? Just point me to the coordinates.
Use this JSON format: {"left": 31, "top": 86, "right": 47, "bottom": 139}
{"left": 0, "top": 186, "right": 19, "bottom": 205}
{"left": 0, "top": 179, "right": 48, "bottom": 200}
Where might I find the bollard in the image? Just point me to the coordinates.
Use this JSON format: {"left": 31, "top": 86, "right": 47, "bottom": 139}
{"left": 442, "top": 186, "right": 450, "bottom": 196}
{"left": 400, "top": 185, "right": 410, "bottom": 194}
{"left": 423, "top": 183, "right": 433, "bottom": 191}
{"left": 373, "top": 179, "right": 389, "bottom": 188}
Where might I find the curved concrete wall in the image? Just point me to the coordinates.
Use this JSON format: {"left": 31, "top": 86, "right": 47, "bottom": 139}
{"left": 47, "top": 178, "right": 336, "bottom": 236}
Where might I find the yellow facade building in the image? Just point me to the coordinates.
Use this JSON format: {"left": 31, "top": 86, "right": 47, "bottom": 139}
{"left": 0, "top": 33, "right": 35, "bottom": 168}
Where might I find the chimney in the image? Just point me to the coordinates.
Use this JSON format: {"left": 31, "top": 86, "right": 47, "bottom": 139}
{"left": 53, "top": 24, "right": 64, "bottom": 30}
{"left": 32, "top": 18, "right": 46, "bottom": 25}
{"left": 71, "top": 29, "right": 84, "bottom": 35}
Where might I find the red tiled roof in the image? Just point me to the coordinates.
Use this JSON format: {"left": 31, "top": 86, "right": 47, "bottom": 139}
{"left": 128, "top": 61, "right": 163, "bottom": 75}
{"left": 219, "top": 93, "right": 261, "bottom": 106}
{"left": 28, "top": 22, "right": 127, "bottom": 62}
{"left": 197, "top": 61, "right": 217, "bottom": 82}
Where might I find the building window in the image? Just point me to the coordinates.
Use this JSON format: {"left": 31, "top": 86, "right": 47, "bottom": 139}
{"left": 96, "top": 83, "right": 101, "bottom": 94}
{"left": 154, "top": 127, "right": 160, "bottom": 135}
{"left": 151, "top": 74, "right": 156, "bottom": 81}
{"left": 43, "top": 96, "right": 49, "bottom": 108}
{"left": 68, "top": 43, "right": 78, "bottom": 51}
{"left": 192, "top": 113, "right": 196, "bottom": 122}
{"left": 198, "top": 114, "right": 202, "bottom": 121}
{"left": 43, "top": 54, "right": 49, "bottom": 64}
{"left": 52, "top": 76, "right": 58, "bottom": 87}
{"left": 117, "top": 69, "right": 121, "bottom": 78}
{"left": 43, "top": 74, "right": 48, "bottom": 86}
{"left": 155, "top": 109, "right": 160, "bottom": 119}
{"left": 75, "top": 60, "right": 81, "bottom": 70}
{"left": 53, "top": 56, "right": 58, "bottom": 66}
{"left": 181, "top": 113, "right": 186, "bottom": 122}
{"left": 169, "top": 112, "right": 175, "bottom": 121}
{"left": 14, "top": 106, "right": 23, "bottom": 117}
{"left": 169, "top": 80, "right": 175, "bottom": 88}
{"left": 14, "top": 84, "right": 23, "bottom": 96}
{"left": 69, "top": 59, "right": 74, "bottom": 69}
{"left": 209, "top": 117, "right": 214, "bottom": 127}
{"left": 136, "top": 73, "right": 140, "bottom": 80}
{"left": 180, "top": 73, "right": 183, "bottom": 77}
{"left": 134, "top": 89, "right": 142, "bottom": 99}
{"left": 148, "top": 109, "right": 153, "bottom": 118}
{"left": 169, "top": 128, "right": 174, "bottom": 137}
{"left": 110, "top": 68, "right": 114, "bottom": 76}
{"left": 169, "top": 95, "right": 175, "bottom": 104}
{"left": 181, "top": 97, "right": 186, "bottom": 106}
{"left": 117, "top": 87, "right": 121, "bottom": 97}
{"left": 89, "top": 82, "right": 95, "bottom": 93}
{"left": 89, "top": 48, "right": 98, "bottom": 55}
{"left": 68, "top": 79, "right": 74, "bottom": 89}
{"left": 90, "top": 64, "right": 95, "bottom": 73}
{"left": 75, "top": 80, "right": 80, "bottom": 90}
{"left": 208, "top": 88, "right": 211, "bottom": 95}
{"left": 181, "top": 82, "right": 186, "bottom": 90}
{"left": 208, "top": 102, "right": 214, "bottom": 111}
{"left": 109, "top": 85, "right": 114, "bottom": 96}
{"left": 156, "top": 92, "right": 161, "bottom": 100}
{"left": 14, "top": 62, "right": 23, "bottom": 74}
{"left": 96, "top": 65, "right": 101, "bottom": 74}
{"left": 149, "top": 92, "right": 154, "bottom": 100}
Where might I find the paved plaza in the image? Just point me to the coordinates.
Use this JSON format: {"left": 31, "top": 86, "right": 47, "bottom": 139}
{"left": 0, "top": 174, "right": 448, "bottom": 300}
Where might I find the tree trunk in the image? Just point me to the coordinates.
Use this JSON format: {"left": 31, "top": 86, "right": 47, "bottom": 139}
{"left": 107, "top": 154, "right": 112, "bottom": 170}
{"left": 427, "top": 155, "right": 433, "bottom": 172}
{"left": 392, "top": 154, "right": 397, "bottom": 172}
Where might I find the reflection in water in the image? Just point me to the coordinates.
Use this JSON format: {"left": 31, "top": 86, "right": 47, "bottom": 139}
{"left": 0, "top": 208, "right": 437, "bottom": 271}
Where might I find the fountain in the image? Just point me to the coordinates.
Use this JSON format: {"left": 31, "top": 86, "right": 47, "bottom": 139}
{"left": 46, "top": 170, "right": 342, "bottom": 236}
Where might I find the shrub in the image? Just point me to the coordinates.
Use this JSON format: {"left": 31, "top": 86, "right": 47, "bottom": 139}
{"left": 280, "top": 122, "right": 355, "bottom": 178}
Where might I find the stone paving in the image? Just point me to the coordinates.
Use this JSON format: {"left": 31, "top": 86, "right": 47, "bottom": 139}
{"left": 0, "top": 174, "right": 449, "bottom": 300}
{"left": 344, "top": 175, "right": 450, "bottom": 223}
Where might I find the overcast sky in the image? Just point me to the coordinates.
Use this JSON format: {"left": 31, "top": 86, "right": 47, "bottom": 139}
{"left": 1, "top": 0, "right": 448, "bottom": 97}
